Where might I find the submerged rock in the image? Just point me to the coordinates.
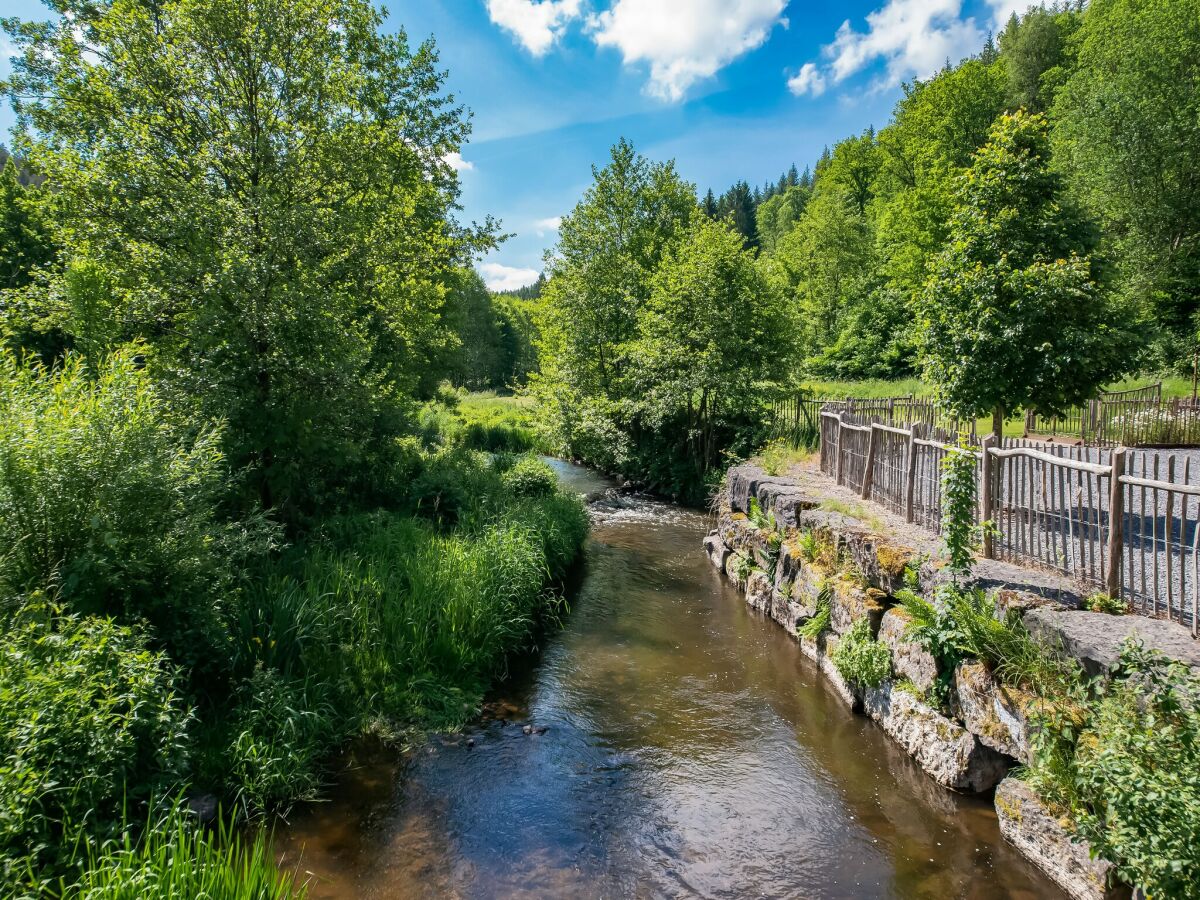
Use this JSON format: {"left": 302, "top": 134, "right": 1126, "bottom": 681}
{"left": 994, "top": 778, "right": 1129, "bottom": 900}
{"left": 862, "top": 682, "right": 1009, "bottom": 793}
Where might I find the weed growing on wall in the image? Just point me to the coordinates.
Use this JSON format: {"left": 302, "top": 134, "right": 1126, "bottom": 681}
{"left": 832, "top": 619, "right": 891, "bottom": 689}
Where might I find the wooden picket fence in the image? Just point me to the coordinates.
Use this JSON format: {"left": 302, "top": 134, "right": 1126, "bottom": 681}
{"left": 820, "top": 411, "right": 1200, "bottom": 633}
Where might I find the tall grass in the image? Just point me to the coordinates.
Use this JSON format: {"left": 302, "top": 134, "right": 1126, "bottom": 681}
{"left": 220, "top": 454, "right": 588, "bottom": 809}
{"left": 58, "top": 806, "right": 303, "bottom": 900}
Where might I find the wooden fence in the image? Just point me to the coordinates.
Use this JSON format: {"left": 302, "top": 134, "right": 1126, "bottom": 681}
{"left": 1022, "top": 382, "right": 1200, "bottom": 447}
{"left": 820, "top": 411, "right": 1200, "bottom": 633}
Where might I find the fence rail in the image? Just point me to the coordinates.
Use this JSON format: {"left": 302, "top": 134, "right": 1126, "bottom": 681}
{"left": 819, "top": 411, "right": 1200, "bottom": 634}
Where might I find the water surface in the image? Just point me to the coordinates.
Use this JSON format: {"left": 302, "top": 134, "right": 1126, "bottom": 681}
{"left": 275, "top": 461, "right": 1060, "bottom": 898}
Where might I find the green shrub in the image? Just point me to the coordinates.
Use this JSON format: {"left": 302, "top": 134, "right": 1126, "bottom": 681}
{"left": 1084, "top": 592, "right": 1128, "bottom": 615}
{"left": 406, "top": 448, "right": 502, "bottom": 528}
{"left": 0, "top": 349, "right": 272, "bottom": 678}
{"left": 832, "top": 619, "right": 891, "bottom": 688}
{"left": 1028, "top": 644, "right": 1200, "bottom": 899}
{"left": 0, "top": 603, "right": 191, "bottom": 884}
{"left": 60, "top": 805, "right": 303, "bottom": 900}
{"left": 501, "top": 456, "right": 558, "bottom": 497}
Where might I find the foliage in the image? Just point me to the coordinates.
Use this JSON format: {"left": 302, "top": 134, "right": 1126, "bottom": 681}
{"left": 917, "top": 111, "right": 1133, "bottom": 425}
{"left": 1052, "top": 0, "right": 1200, "bottom": 363}
{"left": 940, "top": 439, "right": 981, "bottom": 578}
{"left": 501, "top": 456, "right": 558, "bottom": 498}
{"left": 533, "top": 144, "right": 793, "bottom": 500}
{"left": 2, "top": 0, "right": 494, "bottom": 520}
{"left": 831, "top": 618, "right": 891, "bottom": 689}
{"left": 759, "top": 438, "right": 813, "bottom": 475}
{"left": 0, "top": 350, "right": 272, "bottom": 680}
{"left": 1084, "top": 592, "right": 1127, "bottom": 615}
{"left": 1027, "top": 644, "right": 1200, "bottom": 898}
{"left": 0, "top": 602, "right": 191, "bottom": 886}
{"left": 797, "top": 583, "right": 832, "bottom": 640}
{"left": 62, "top": 805, "right": 304, "bottom": 900}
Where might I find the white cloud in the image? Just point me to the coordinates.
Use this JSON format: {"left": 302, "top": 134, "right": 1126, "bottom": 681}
{"left": 788, "top": 0, "right": 984, "bottom": 99}
{"left": 486, "top": 0, "right": 583, "bottom": 56}
{"left": 826, "top": 0, "right": 983, "bottom": 88}
{"left": 442, "top": 151, "right": 474, "bottom": 172}
{"left": 590, "top": 0, "right": 788, "bottom": 102}
{"left": 534, "top": 216, "right": 562, "bottom": 236}
{"left": 480, "top": 262, "right": 541, "bottom": 292}
{"left": 787, "top": 62, "right": 826, "bottom": 97}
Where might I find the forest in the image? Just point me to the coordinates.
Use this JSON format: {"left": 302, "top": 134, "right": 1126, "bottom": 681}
{"left": 0, "top": 0, "right": 1197, "bottom": 894}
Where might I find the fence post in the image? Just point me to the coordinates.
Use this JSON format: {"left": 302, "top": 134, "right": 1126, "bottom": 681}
{"left": 861, "top": 424, "right": 878, "bottom": 500}
{"left": 835, "top": 415, "right": 845, "bottom": 486}
{"left": 980, "top": 434, "right": 995, "bottom": 559}
{"left": 1106, "top": 447, "right": 1127, "bottom": 598}
{"left": 904, "top": 423, "right": 919, "bottom": 523}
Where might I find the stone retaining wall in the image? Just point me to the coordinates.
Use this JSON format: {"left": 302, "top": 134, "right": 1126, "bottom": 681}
{"left": 704, "top": 464, "right": 1166, "bottom": 900}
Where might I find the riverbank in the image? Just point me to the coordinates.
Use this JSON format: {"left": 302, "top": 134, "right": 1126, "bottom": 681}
{"left": 706, "top": 460, "right": 1200, "bottom": 899}
{"left": 0, "top": 361, "right": 588, "bottom": 899}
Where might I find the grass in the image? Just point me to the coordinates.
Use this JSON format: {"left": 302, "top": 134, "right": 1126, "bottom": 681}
{"left": 454, "top": 392, "right": 549, "bottom": 453}
{"left": 56, "top": 806, "right": 303, "bottom": 900}
{"left": 819, "top": 498, "right": 884, "bottom": 531}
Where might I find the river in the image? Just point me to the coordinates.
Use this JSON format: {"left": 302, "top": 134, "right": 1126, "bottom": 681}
{"left": 274, "top": 460, "right": 1060, "bottom": 899}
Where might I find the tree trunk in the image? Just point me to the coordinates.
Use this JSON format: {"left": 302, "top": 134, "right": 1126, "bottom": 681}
{"left": 992, "top": 406, "right": 1004, "bottom": 440}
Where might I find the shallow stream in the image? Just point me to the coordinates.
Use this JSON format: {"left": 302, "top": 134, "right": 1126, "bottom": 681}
{"left": 275, "top": 460, "right": 1060, "bottom": 898}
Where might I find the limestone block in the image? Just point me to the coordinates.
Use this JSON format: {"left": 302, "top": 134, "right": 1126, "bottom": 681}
{"left": 994, "top": 779, "right": 1130, "bottom": 900}
{"left": 954, "top": 662, "right": 1033, "bottom": 763}
{"left": 845, "top": 536, "right": 920, "bottom": 595}
{"left": 745, "top": 569, "right": 773, "bottom": 612}
{"left": 703, "top": 532, "right": 730, "bottom": 573}
{"left": 724, "top": 551, "right": 752, "bottom": 590}
{"left": 862, "top": 682, "right": 1010, "bottom": 793}
{"left": 878, "top": 607, "right": 938, "bottom": 694}
{"left": 830, "top": 581, "right": 887, "bottom": 636}
{"left": 1024, "top": 607, "right": 1200, "bottom": 679}
{"left": 718, "top": 511, "right": 754, "bottom": 554}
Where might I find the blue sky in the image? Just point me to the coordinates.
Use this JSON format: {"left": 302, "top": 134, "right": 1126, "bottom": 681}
{"left": 1, "top": 0, "right": 1030, "bottom": 291}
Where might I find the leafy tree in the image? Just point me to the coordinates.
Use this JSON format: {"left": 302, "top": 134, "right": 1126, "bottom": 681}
{"left": 634, "top": 217, "right": 794, "bottom": 480}
{"left": 536, "top": 139, "right": 694, "bottom": 399}
{"left": 770, "top": 189, "right": 875, "bottom": 365}
{"left": 823, "top": 128, "right": 880, "bottom": 217}
{"left": 755, "top": 184, "right": 811, "bottom": 254}
{"left": 998, "top": 5, "right": 1080, "bottom": 112}
{"left": 3, "top": 0, "right": 491, "bottom": 519}
{"left": 0, "top": 158, "right": 52, "bottom": 291}
{"left": 874, "top": 58, "right": 1008, "bottom": 296}
{"left": 1052, "top": 0, "right": 1200, "bottom": 362}
{"left": 917, "top": 111, "right": 1131, "bottom": 433}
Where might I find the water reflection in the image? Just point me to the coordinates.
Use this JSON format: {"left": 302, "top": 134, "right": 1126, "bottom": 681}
{"left": 275, "top": 462, "right": 1059, "bottom": 898}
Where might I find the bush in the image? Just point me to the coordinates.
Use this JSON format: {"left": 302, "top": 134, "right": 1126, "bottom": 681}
{"left": 0, "top": 603, "right": 191, "bottom": 886}
{"left": 0, "top": 349, "right": 272, "bottom": 678}
{"left": 832, "top": 618, "right": 891, "bottom": 688}
{"left": 1028, "top": 644, "right": 1200, "bottom": 898}
{"left": 501, "top": 456, "right": 558, "bottom": 497}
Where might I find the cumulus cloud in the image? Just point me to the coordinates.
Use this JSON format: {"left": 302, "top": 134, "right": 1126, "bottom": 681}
{"left": 534, "top": 216, "right": 562, "bottom": 236}
{"left": 442, "top": 151, "right": 474, "bottom": 172}
{"left": 787, "top": 62, "right": 826, "bottom": 97}
{"left": 590, "top": 0, "right": 788, "bottom": 101}
{"left": 486, "top": 0, "right": 583, "bottom": 56}
{"left": 788, "top": 0, "right": 984, "bottom": 99}
{"left": 826, "top": 0, "right": 983, "bottom": 87}
{"left": 480, "top": 262, "right": 541, "bottom": 292}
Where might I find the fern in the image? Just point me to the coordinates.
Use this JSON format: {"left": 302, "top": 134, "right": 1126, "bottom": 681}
{"left": 798, "top": 583, "right": 832, "bottom": 640}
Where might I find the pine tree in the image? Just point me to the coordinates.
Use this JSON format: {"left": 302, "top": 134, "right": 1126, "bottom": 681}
{"left": 703, "top": 188, "right": 719, "bottom": 218}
